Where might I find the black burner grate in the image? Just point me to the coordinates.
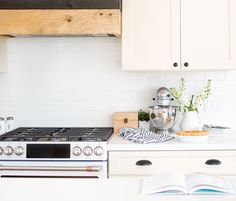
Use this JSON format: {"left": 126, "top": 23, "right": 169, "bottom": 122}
{"left": 0, "top": 127, "right": 113, "bottom": 142}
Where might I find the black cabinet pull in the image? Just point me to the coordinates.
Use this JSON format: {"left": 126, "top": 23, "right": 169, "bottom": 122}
{"left": 205, "top": 159, "right": 222, "bottom": 166}
{"left": 136, "top": 160, "right": 152, "bottom": 166}
{"left": 173, "top": 62, "right": 178, "bottom": 67}
{"left": 184, "top": 62, "right": 189, "bottom": 67}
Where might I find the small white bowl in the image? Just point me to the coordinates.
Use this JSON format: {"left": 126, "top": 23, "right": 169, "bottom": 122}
{"left": 175, "top": 135, "right": 209, "bottom": 143}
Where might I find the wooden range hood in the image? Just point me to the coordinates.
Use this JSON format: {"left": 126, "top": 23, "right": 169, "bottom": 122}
{"left": 0, "top": 0, "right": 121, "bottom": 37}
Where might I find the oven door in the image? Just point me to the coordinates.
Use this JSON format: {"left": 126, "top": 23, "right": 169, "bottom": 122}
{"left": 0, "top": 161, "right": 107, "bottom": 179}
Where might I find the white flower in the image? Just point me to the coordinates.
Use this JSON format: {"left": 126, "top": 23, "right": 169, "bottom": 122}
{"left": 170, "top": 79, "right": 211, "bottom": 113}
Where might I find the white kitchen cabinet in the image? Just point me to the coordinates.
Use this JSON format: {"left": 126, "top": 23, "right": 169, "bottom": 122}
{"left": 122, "top": 0, "right": 180, "bottom": 71}
{"left": 229, "top": 0, "right": 236, "bottom": 68}
{"left": 181, "top": 0, "right": 231, "bottom": 70}
{"left": 108, "top": 132, "right": 236, "bottom": 178}
{"left": 122, "top": 0, "right": 236, "bottom": 71}
{"left": 0, "top": 37, "right": 7, "bottom": 72}
{"left": 109, "top": 151, "right": 236, "bottom": 177}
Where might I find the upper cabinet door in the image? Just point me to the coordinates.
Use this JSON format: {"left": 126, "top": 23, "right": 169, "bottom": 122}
{"left": 0, "top": 37, "right": 7, "bottom": 73}
{"left": 229, "top": 0, "right": 236, "bottom": 68}
{"left": 122, "top": 0, "right": 180, "bottom": 71}
{"left": 181, "top": 0, "right": 231, "bottom": 70}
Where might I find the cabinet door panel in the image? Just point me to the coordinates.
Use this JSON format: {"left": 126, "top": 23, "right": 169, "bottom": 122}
{"left": 122, "top": 0, "right": 180, "bottom": 71}
{"left": 181, "top": 0, "right": 231, "bottom": 70}
{"left": 229, "top": 0, "right": 236, "bottom": 68}
{"left": 0, "top": 38, "right": 7, "bottom": 72}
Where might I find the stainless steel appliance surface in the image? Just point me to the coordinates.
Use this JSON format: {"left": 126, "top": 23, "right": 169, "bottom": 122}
{"left": 149, "top": 106, "right": 177, "bottom": 134}
{"left": 149, "top": 87, "right": 178, "bottom": 135}
{"left": 0, "top": 127, "right": 113, "bottom": 178}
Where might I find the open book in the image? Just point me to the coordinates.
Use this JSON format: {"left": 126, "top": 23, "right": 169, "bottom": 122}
{"left": 141, "top": 172, "right": 236, "bottom": 195}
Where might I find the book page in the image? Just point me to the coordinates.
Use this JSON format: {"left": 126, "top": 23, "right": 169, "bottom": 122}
{"left": 141, "top": 171, "right": 187, "bottom": 195}
{"left": 186, "top": 173, "right": 235, "bottom": 194}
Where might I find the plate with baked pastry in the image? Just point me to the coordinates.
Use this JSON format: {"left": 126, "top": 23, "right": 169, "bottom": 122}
{"left": 175, "top": 130, "right": 209, "bottom": 143}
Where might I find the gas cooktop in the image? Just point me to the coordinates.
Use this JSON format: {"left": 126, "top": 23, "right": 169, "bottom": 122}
{"left": 0, "top": 127, "right": 113, "bottom": 142}
{"left": 0, "top": 127, "right": 114, "bottom": 178}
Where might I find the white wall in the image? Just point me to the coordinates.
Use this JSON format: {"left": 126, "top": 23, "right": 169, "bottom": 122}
{"left": 0, "top": 37, "right": 235, "bottom": 129}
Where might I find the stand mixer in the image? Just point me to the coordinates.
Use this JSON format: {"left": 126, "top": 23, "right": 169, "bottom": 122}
{"left": 149, "top": 87, "right": 178, "bottom": 135}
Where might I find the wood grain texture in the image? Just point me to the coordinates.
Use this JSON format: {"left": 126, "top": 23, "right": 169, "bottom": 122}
{"left": 113, "top": 112, "right": 138, "bottom": 134}
{"left": 0, "top": 10, "right": 121, "bottom": 36}
{"left": 0, "top": 0, "right": 121, "bottom": 9}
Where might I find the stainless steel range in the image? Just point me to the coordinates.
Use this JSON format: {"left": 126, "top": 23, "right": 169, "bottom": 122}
{"left": 0, "top": 127, "right": 113, "bottom": 178}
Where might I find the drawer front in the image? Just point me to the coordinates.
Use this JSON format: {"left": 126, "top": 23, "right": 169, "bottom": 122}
{"left": 109, "top": 151, "right": 236, "bottom": 176}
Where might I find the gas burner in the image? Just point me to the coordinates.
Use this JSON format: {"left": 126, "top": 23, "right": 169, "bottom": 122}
{"left": 0, "top": 127, "right": 113, "bottom": 142}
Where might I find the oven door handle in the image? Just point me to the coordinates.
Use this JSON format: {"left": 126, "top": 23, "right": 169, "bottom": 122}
{"left": 0, "top": 166, "right": 100, "bottom": 172}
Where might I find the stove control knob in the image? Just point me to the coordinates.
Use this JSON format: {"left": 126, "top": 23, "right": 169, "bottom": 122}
{"left": 4, "top": 146, "right": 13, "bottom": 155}
{"left": 15, "top": 146, "right": 24, "bottom": 156}
{"left": 94, "top": 146, "right": 103, "bottom": 156}
{"left": 83, "top": 146, "right": 93, "bottom": 156}
{"left": 72, "top": 146, "right": 82, "bottom": 156}
{"left": 0, "top": 147, "right": 3, "bottom": 155}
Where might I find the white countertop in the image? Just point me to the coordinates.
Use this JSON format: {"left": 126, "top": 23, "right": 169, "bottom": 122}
{"left": 108, "top": 130, "right": 236, "bottom": 151}
{"left": 1, "top": 178, "right": 236, "bottom": 201}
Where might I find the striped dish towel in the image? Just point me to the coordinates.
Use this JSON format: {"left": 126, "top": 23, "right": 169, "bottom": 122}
{"left": 119, "top": 128, "right": 174, "bottom": 144}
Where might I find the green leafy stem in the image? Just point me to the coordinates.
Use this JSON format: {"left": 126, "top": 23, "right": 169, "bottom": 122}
{"left": 170, "top": 78, "right": 211, "bottom": 113}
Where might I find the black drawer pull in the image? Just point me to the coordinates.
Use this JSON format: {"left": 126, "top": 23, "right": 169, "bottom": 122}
{"left": 205, "top": 159, "right": 221, "bottom": 166}
{"left": 136, "top": 160, "right": 152, "bottom": 166}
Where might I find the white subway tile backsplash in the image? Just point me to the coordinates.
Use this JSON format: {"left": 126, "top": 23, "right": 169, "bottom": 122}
{"left": 0, "top": 37, "right": 235, "bottom": 128}
{"left": 204, "top": 100, "right": 225, "bottom": 112}
{"left": 205, "top": 71, "right": 226, "bottom": 81}
{"left": 182, "top": 72, "right": 206, "bottom": 81}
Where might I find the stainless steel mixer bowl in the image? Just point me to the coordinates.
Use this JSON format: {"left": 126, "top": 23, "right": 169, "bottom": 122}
{"left": 149, "top": 105, "right": 178, "bottom": 133}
